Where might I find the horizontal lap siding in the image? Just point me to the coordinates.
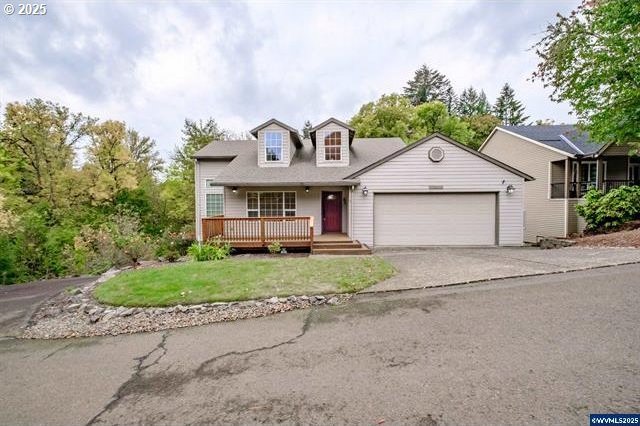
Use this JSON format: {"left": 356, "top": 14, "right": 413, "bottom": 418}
{"left": 195, "top": 160, "right": 230, "bottom": 240}
{"left": 315, "top": 123, "right": 350, "bottom": 167}
{"left": 481, "top": 130, "right": 567, "bottom": 241}
{"left": 224, "top": 186, "right": 348, "bottom": 235}
{"left": 257, "top": 123, "right": 292, "bottom": 167}
{"left": 352, "top": 136, "right": 525, "bottom": 247}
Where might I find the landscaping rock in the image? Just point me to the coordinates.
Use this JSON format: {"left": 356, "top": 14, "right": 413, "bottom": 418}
{"left": 19, "top": 264, "right": 356, "bottom": 339}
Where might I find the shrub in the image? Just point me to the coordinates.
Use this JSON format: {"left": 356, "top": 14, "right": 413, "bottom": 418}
{"left": 156, "top": 230, "right": 194, "bottom": 260}
{"left": 576, "top": 186, "right": 640, "bottom": 231}
{"left": 187, "top": 238, "right": 231, "bottom": 261}
{"left": 267, "top": 241, "right": 282, "bottom": 254}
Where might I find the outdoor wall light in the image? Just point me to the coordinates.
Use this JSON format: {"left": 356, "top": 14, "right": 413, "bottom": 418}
{"left": 506, "top": 184, "right": 515, "bottom": 195}
{"left": 362, "top": 186, "right": 369, "bottom": 196}
{"left": 305, "top": 186, "right": 310, "bottom": 193}
{"left": 232, "top": 187, "right": 238, "bottom": 193}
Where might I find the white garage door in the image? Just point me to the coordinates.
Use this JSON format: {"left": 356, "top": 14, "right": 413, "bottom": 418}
{"left": 374, "top": 193, "right": 496, "bottom": 246}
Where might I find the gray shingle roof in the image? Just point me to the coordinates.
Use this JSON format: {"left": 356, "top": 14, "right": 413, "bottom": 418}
{"left": 194, "top": 137, "right": 405, "bottom": 185}
{"left": 500, "top": 125, "right": 604, "bottom": 156}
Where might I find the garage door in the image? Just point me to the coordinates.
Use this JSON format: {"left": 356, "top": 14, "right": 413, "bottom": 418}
{"left": 374, "top": 193, "right": 496, "bottom": 246}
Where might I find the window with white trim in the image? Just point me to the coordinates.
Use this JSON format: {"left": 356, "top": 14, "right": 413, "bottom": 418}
{"left": 324, "top": 131, "right": 341, "bottom": 161}
{"left": 205, "top": 193, "right": 224, "bottom": 216}
{"left": 265, "top": 131, "right": 283, "bottom": 162}
{"left": 247, "top": 191, "right": 296, "bottom": 217}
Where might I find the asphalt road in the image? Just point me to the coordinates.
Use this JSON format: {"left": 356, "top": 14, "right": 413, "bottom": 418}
{"left": 1, "top": 264, "right": 639, "bottom": 425}
{"left": 0, "top": 276, "right": 95, "bottom": 338}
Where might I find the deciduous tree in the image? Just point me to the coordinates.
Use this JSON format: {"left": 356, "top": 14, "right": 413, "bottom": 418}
{"left": 532, "top": 0, "right": 640, "bottom": 146}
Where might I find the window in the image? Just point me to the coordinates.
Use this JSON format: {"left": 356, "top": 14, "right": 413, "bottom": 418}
{"left": 324, "top": 131, "right": 341, "bottom": 161}
{"left": 246, "top": 191, "right": 296, "bottom": 217}
{"left": 265, "top": 131, "right": 283, "bottom": 162}
{"left": 205, "top": 193, "right": 224, "bottom": 216}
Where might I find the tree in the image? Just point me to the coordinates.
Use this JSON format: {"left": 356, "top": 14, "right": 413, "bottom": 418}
{"left": 403, "top": 65, "right": 454, "bottom": 106}
{"left": 163, "top": 118, "right": 229, "bottom": 230}
{"left": 302, "top": 120, "right": 313, "bottom": 139}
{"left": 84, "top": 120, "right": 138, "bottom": 204}
{"left": 0, "top": 99, "right": 94, "bottom": 210}
{"left": 531, "top": 0, "right": 640, "bottom": 146}
{"left": 349, "top": 94, "right": 414, "bottom": 142}
{"left": 462, "top": 114, "right": 502, "bottom": 149}
{"left": 411, "top": 102, "right": 475, "bottom": 146}
{"left": 125, "top": 129, "right": 163, "bottom": 181}
{"left": 457, "top": 87, "right": 492, "bottom": 117}
{"left": 493, "top": 83, "right": 529, "bottom": 125}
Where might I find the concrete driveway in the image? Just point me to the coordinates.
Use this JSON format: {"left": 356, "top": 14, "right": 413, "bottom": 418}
{"left": 1, "top": 264, "right": 639, "bottom": 425}
{"left": 366, "top": 246, "right": 640, "bottom": 292}
{"left": 0, "top": 276, "right": 95, "bottom": 338}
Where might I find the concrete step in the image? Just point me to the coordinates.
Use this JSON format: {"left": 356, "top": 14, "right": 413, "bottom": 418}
{"left": 312, "top": 242, "right": 362, "bottom": 249}
{"left": 312, "top": 247, "right": 372, "bottom": 255}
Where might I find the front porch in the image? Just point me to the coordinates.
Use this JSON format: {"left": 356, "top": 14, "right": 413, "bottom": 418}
{"left": 550, "top": 156, "right": 639, "bottom": 199}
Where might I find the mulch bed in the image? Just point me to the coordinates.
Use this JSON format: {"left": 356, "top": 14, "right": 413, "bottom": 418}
{"left": 573, "top": 227, "right": 640, "bottom": 248}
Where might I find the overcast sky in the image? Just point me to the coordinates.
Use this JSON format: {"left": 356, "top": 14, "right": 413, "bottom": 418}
{"left": 1, "top": 0, "right": 577, "bottom": 159}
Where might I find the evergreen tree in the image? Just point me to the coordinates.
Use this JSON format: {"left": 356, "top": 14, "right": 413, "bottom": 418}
{"left": 302, "top": 120, "right": 313, "bottom": 139}
{"left": 403, "top": 65, "right": 454, "bottom": 106}
{"left": 457, "top": 87, "right": 492, "bottom": 116}
{"left": 493, "top": 83, "right": 529, "bottom": 125}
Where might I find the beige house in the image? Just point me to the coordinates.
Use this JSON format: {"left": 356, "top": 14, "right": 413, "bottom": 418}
{"left": 480, "top": 125, "right": 639, "bottom": 242}
{"left": 194, "top": 118, "right": 532, "bottom": 253}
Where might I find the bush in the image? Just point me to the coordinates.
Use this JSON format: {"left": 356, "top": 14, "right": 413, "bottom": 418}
{"left": 267, "top": 241, "right": 282, "bottom": 254}
{"left": 187, "top": 238, "right": 231, "bottom": 261}
{"left": 156, "top": 230, "right": 194, "bottom": 260}
{"left": 576, "top": 186, "right": 640, "bottom": 231}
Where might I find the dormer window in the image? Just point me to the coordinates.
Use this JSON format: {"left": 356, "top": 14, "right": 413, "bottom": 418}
{"left": 265, "top": 131, "right": 283, "bottom": 162}
{"left": 324, "top": 131, "right": 341, "bottom": 161}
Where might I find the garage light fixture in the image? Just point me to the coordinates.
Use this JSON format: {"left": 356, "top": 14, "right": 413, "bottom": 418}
{"left": 506, "top": 184, "right": 515, "bottom": 195}
{"left": 362, "top": 186, "right": 369, "bottom": 196}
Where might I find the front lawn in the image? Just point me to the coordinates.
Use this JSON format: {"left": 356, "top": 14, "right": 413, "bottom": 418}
{"left": 94, "top": 256, "right": 395, "bottom": 307}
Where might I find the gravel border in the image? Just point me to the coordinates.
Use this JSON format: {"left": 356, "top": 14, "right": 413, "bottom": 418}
{"left": 21, "top": 267, "right": 350, "bottom": 339}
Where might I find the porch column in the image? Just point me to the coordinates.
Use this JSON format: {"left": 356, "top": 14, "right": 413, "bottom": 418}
{"left": 576, "top": 158, "right": 582, "bottom": 197}
{"left": 596, "top": 157, "right": 604, "bottom": 191}
{"left": 564, "top": 158, "right": 570, "bottom": 198}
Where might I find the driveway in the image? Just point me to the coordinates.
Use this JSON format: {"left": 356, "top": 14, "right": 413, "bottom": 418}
{"left": 1, "top": 264, "right": 639, "bottom": 425}
{"left": 366, "top": 246, "right": 640, "bottom": 292}
{"left": 0, "top": 276, "right": 95, "bottom": 338}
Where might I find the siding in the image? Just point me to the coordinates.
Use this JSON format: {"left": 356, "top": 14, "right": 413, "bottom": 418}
{"left": 195, "top": 159, "right": 231, "bottom": 240}
{"left": 315, "top": 122, "right": 350, "bottom": 167}
{"left": 602, "top": 144, "right": 633, "bottom": 156}
{"left": 224, "top": 186, "right": 348, "bottom": 235}
{"left": 481, "top": 129, "right": 568, "bottom": 241}
{"left": 257, "top": 123, "right": 293, "bottom": 167}
{"left": 605, "top": 156, "right": 629, "bottom": 180}
{"left": 352, "top": 136, "right": 525, "bottom": 247}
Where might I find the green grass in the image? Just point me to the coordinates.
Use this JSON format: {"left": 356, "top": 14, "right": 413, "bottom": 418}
{"left": 94, "top": 256, "right": 395, "bottom": 307}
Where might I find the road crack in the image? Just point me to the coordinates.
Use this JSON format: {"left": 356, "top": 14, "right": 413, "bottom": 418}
{"left": 85, "top": 331, "right": 170, "bottom": 425}
{"left": 195, "top": 309, "right": 314, "bottom": 376}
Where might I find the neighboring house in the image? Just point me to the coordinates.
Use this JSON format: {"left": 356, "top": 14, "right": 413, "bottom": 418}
{"left": 480, "top": 125, "right": 639, "bottom": 242}
{"left": 194, "top": 117, "right": 532, "bottom": 252}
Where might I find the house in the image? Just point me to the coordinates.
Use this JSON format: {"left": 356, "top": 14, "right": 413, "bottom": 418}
{"left": 480, "top": 125, "right": 639, "bottom": 242}
{"left": 194, "top": 117, "right": 532, "bottom": 252}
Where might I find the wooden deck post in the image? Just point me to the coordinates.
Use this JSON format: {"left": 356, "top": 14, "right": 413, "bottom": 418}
{"left": 309, "top": 216, "right": 314, "bottom": 248}
{"left": 260, "top": 217, "right": 266, "bottom": 246}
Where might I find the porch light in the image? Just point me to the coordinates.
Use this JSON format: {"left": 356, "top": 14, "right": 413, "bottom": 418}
{"left": 506, "top": 184, "right": 515, "bottom": 195}
{"left": 305, "top": 186, "right": 310, "bottom": 193}
{"left": 232, "top": 187, "right": 238, "bottom": 193}
{"left": 362, "top": 186, "right": 369, "bottom": 196}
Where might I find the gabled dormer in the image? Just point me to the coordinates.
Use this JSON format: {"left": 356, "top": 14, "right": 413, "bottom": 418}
{"left": 310, "top": 118, "right": 355, "bottom": 167}
{"left": 250, "top": 118, "right": 303, "bottom": 168}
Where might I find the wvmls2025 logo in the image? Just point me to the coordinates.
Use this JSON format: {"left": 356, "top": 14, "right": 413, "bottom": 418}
{"left": 590, "top": 414, "right": 640, "bottom": 425}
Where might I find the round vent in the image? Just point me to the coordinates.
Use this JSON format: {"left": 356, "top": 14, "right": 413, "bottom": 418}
{"left": 428, "top": 146, "right": 445, "bottom": 162}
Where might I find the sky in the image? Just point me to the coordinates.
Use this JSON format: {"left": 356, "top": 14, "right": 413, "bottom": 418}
{"left": 0, "top": 0, "right": 578, "bottom": 159}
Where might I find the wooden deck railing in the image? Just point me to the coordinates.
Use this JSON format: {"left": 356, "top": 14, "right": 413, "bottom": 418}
{"left": 202, "top": 216, "right": 315, "bottom": 248}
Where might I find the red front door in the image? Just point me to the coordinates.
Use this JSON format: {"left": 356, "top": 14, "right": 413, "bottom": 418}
{"left": 322, "top": 191, "right": 342, "bottom": 233}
